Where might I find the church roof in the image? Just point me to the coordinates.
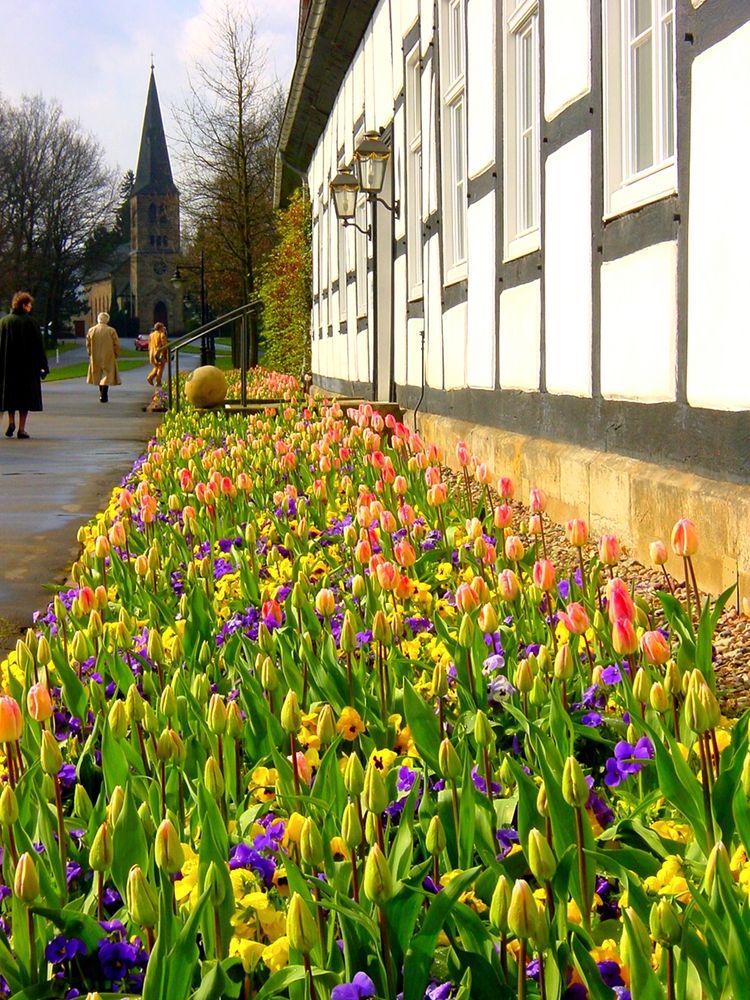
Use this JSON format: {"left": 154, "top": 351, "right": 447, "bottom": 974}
{"left": 133, "top": 69, "right": 178, "bottom": 196}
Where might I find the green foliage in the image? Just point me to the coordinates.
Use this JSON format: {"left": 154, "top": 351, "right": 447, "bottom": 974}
{"left": 257, "top": 191, "right": 312, "bottom": 377}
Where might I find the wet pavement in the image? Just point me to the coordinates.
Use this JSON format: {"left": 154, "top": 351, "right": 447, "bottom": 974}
{"left": 0, "top": 347, "right": 174, "bottom": 648}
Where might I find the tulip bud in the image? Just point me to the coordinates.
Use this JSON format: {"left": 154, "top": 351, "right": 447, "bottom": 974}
{"left": 633, "top": 668, "right": 650, "bottom": 704}
{"left": 426, "top": 815, "right": 446, "bottom": 856}
{"left": 108, "top": 700, "right": 128, "bottom": 741}
{"left": 457, "top": 614, "right": 474, "bottom": 649}
{"left": 74, "top": 784, "right": 93, "bottom": 823}
{"left": 664, "top": 659, "right": 681, "bottom": 697}
{"left": 40, "top": 729, "right": 63, "bottom": 776}
{"left": 363, "top": 762, "right": 388, "bottom": 815}
{"left": 478, "top": 603, "right": 498, "bottom": 634}
{"left": 138, "top": 801, "right": 156, "bottom": 839}
{"left": 508, "top": 879, "right": 539, "bottom": 940}
{"left": 351, "top": 574, "right": 366, "bottom": 599}
{"left": 155, "top": 819, "right": 184, "bottom": 874}
{"left": 431, "top": 661, "right": 449, "bottom": 700}
{"left": 342, "top": 801, "right": 363, "bottom": 850}
{"left": 474, "top": 710, "right": 494, "bottom": 749}
{"left": 514, "top": 659, "right": 534, "bottom": 694}
{"left": 554, "top": 643, "right": 573, "bottom": 681}
{"left": 287, "top": 892, "right": 319, "bottom": 956}
{"left": 649, "top": 898, "right": 682, "bottom": 946}
{"left": 207, "top": 693, "right": 227, "bottom": 735}
{"left": 280, "top": 690, "right": 301, "bottom": 735}
{"left": 371, "top": 610, "right": 392, "bottom": 646}
{"left": 14, "top": 852, "right": 40, "bottom": 903}
{"left": 15, "top": 639, "right": 34, "bottom": 679}
{"left": 562, "top": 756, "right": 590, "bottom": 808}
{"left": 649, "top": 682, "right": 669, "bottom": 714}
{"left": 0, "top": 786, "right": 18, "bottom": 827}
{"left": 204, "top": 860, "right": 226, "bottom": 907}
{"left": 89, "top": 823, "right": 113, "bottom": 872}
{"left": 159, "top": 684, "right": 177, "bottom": 720}
{"left": 260, "top": 655, "right": 278, "bottom": 691}
{"left": 741, "top": 753, "right": 750, "bottom": 799}
{"left": 704, "top": 840, "right": 730, "bottom": 894}
{"left": 300, "top": 817, "right": 325, "bottom": 869}
{"left": 438, "top": 738, "right": 461, "bottom": 780}
{"left": 527, "top": 828, "right": 556, "bottom": 882}
{"left": 204, "top": 756, "right": 225, "bottom": 800}
{"left": 227, "top": 701, "right": 243, "bottom": 740}
{"left": 107, "top": 785, "right": 124, "bottom": 826}
{"left": 490, "top": 874, "right": 512, "bottom": 932}
{"left": 317, "top": 704, "right": 336, "bottom": 745}
{"left": 344, "top": 753, "right": 365, "bottom": 796}
{"left": 363, "top": 843, "right": 394, "bottom": 905}
{"left": 127, "top": 864, "right": 158, "bottom": 927}
{"left": 671, "top": 518, "right": 697, "bottom": 557}
{"left": 340, "top": 611, "right": 357, "bottom": 653}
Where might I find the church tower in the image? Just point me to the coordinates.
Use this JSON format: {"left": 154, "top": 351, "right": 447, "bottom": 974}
{"left": 130, "top": 68, "right": 183, "bottom": 335}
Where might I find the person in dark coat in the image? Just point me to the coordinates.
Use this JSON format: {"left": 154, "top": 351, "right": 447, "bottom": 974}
{"left": 0, "top": 291, "right": 49, "bottom": 439}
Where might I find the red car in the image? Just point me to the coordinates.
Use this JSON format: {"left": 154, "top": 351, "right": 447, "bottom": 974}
{"left": 134, "top": 333, "right": 150, "bottom": 351}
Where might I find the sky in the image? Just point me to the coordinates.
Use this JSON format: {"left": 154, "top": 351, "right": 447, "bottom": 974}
{"left": 0, "top": 0, "right": 298, "bottom": 182}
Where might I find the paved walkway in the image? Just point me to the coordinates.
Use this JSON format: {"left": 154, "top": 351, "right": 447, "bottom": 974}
{"left": 0, "top": 347, "right": 189, "bottom": 651}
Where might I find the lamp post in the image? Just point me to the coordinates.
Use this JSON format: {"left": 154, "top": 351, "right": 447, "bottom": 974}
{"left": 330, "top": 130, "right": 399, "bottom": 401}
{"left": 171, "top": 249, "right": 211, "bottom": 364}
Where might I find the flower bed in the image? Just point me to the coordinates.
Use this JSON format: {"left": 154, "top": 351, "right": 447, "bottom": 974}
{"left": 0, "top": 373, "right": 746, "bottom": 999}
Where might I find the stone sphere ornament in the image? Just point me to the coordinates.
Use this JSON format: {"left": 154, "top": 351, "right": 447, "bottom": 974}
{"left": 184, "top": 366, "right": 228, "bottom": 408}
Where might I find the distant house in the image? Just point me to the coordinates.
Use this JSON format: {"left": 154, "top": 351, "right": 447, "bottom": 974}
{"left": 276, "top": 0, "right": 750, "bottom": 598}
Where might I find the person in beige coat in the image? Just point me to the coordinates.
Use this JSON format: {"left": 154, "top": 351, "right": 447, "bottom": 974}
{"left": 86, "top": 312, "right": 121, "bottom": 403}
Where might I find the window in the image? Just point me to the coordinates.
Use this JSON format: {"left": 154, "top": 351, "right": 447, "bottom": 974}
{"left": 503, "top": 0, "right": 540, "bottom": 259}
{"left": 406, "top": 44, "right": 423, "bottom": 297}
{"left": 603, "top": 0, "right": 676, "bottom": 217}
{"left": 440, "top": 0, "right": 467, "bottom": 277}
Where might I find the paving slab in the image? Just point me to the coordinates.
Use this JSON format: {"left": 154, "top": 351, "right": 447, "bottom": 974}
{"left": 0, "top": 352, "right": 171, "bottom": 650}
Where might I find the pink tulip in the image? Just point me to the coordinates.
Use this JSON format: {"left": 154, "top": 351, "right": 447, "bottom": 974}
{"left": 376, "top": 561, "right": 398, "bottom": 591}
{"left": 499, "top": 477, "right": 515, "bottom": 500}
{"left": 314, "top": 589, "right": 335, "bottom": 618}
{"left": 598, "top": 534, "right": 621, "bottom": 566}
{"left": 607, "top": 578, "right": 635, "bottom": 623}
{"left": 456, "top": 582, "right": 480, "bottom": 614}
{"left": 262, "top": 600, "right": 283, "bottom": 627}
{"left": 641, "top": 630, "right": 670, "bottom": 665}
{"left": 533, "top": 559, "right": 556, "bottom": 592}
{"left": 558, "top": 602, "right": 590, "bottom": 635}
{"left": 380, "top": 510, "right": 397, "bottom": 533}
{"left": 476, "top": 463, "right": 491, "bottom": 485}
{"left": 505, "top": 535, "right": 525, "bottom": 562}
{"left": 649, "top": 540, "right": 668, "bottom": 566}
{"left": 425, "top": 466, "right": 442, "bottom": 487}
{"left": 397, "top": 503, "right": 416, "bottom": 527}
{"left": 529, "top": 514, "right": 543, "bottom": 536}
{"left": 497, "top": 569, "right": 520, "bottom": 602}
{"left": 456, "top": 440, "right": 471, "bottom": 467}
{"left": 394, "top": 538, "right": 416, "bottom": 568}
{"left": 78, "top": 586, "right": 95, "bottom": 615}
{"left": 612, "top": 618, "right": 638, "bottom": 656}
{"left": 671, "top": 518, "right": 697, "bottom": 557}
{"left": 393, "top": 475, "right": 407, "bottom": 496}
{"left": 27, "top": 684, "right": 53, "bottom": 723}
{"left": 0, "top": 696, "right": 22, "bottom": 743}
{"left": 565, "top": 518, "right": 588, "bottom": 548}
{"left": 494, "top": 504, "right": 513, "bottom": 530}
{"left": 427, "top": 484, "right": 447, "bottom": 507}
{"left": 529, "top": 488, "right": 546, "bottom": 513}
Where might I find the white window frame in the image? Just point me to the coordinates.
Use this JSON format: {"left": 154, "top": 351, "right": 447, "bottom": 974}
{"left": 440, "top": 0, "right": 467, "bottom": 282}
{"left": 603, "top": 0, "right": 676, "bottom": 218}
{"left": 406, "top": 43, "right": 424, "bottom": 299}
{"left": 503, "top": 0, "right": 540, "bottom": 261}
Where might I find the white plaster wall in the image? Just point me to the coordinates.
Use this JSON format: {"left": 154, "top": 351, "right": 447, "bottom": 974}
{"left": 420, "top": 0, "right": 435, "bottom": 48}
{"left": 467, "top": 0, "right": 495, "bottom": 177}
{"left": 499, "top": 280, "right": 541, "bottom": 390}
{"left": 425, "top": 235, "right": 444, "bottom": 388}
{"left": 544, "top": 0, "right": 590, "bottom": 120}
{"left": 544, "top": 132, "right": 592, "bottom": 396}
{"left": 393, "top": 254, "right": 408, "bottom": 385}
{"left": 373, "top": 2, "right": 394, "bottom": 128}
{"left": 688, "top": 20, "right": 750, "bottom": 410}
{"left": 600, "top": 243, "right": 677, "bottom": 402}
{"left": 406, "top": 317, "right": 424, "bottom": 387}
{"left": 400, "top": 0, "right": 419, "bottom": 36}
{"left": 353, "top": 37, "right": 365, "bottom": 121}
{"left": 466, "top": 192, "right": 495, "bottom": 388}
{"left": 443, "top": 303, "right": 467, "bottom": 389}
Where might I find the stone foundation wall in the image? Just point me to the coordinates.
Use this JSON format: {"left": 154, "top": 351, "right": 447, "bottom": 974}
{"left": 412, "top": 409, "right": 750, "bottom": 605}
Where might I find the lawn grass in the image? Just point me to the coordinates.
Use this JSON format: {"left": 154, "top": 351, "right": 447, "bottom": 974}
{"left": 45, "top": 359, "right": 146, "bottom": 382}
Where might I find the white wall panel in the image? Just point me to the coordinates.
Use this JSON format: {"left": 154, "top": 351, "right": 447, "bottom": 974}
{"left": 499, "top": 280, "right": 541, "bottom": 390}
{"left": 544, "top": 132, "right": 592, "bottom": 396}
{"left": 425, "top": 235, "right": 443, "bottom": 388}
{"left": 443, "top": 303, "right": 467, "bottom": 389}
{"left": 688, "top": 20, "right": 750, "bottom": 410}
{"left": 406, "top": 318, "right": 424, "bottom": 387}
{"left": 467, "top": 0, "right": 495, "bottom": 176}
{"left": 353, "top": 36, "right": 365, "bottom": 120}
{"left": 400, "top": 1, "right": 419, "bottom": 36}
{"left": 393, "top": 255, "right": 408, "bottom": 384}
{"left": 466, "top": 192, "right": 495, "bottom": 388}
{"left": 544, "top": 0, "right": 590, "bottom": 120}
{"left": 600, "top": 243, "right": 677, "bottom": 401}
{"left": 373, "top": 2, "right": 394, "bottom": 128}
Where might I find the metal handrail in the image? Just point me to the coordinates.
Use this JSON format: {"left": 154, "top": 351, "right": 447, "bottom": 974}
{"left": 167, "top": 299, "right": 262, "bottom": 412}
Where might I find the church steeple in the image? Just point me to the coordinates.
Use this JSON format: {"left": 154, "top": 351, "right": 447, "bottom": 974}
{"left": 133, "top": 68, "right": 177, "bottom": 196}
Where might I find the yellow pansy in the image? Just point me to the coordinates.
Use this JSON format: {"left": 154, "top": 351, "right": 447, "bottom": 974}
{"left": 174, "top": 842, "right": 200, "bottom": 909}
{"left": 650, "top": 819, "right": 693, "bottom": 844}
{"left": 336, "top": 706, "right": 366, "bottom": 741}
{"left": 369, "top": 747, "right": 397, "bottom": 774}
{"left": 249, "top": 766, "right": 278, "bottom": 803}
{"left": 231, "top": 938, "right": 265, "bottom": 973}
{"left": 643, "top": 855, "right": 691, "bottom": 902}
{"left": 262, "top": 936, "right": 289, "bottom": 972}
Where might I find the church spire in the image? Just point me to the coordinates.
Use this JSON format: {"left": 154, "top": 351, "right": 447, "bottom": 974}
{"left": 133, "top": 68, "right": 177, "bottom": 196}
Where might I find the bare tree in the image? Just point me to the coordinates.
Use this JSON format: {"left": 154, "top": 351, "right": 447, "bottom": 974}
{"left": 0, "top": 93, "right": 116, "bottom": 334}
{"left": 173, "top": 5, "right": 284, "bottom": 365}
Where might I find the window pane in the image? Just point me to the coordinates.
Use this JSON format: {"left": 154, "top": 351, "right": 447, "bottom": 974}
{"left": 520, "top": 29, "right": 533, "bottom": 130}
{"left": 452, "top": 98, "right": 466, "bottom": 261}
{"left": 633, "top": 38, "right": 653, "bottom": 171}
{"left": 521, "top": 132, "right": 534, "bottom": 230}
{"left": 662, "top": 15, "right": 674, "bottom": 157}
{"left": 632, "top": 0, "right": 652, "bottom": 37}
